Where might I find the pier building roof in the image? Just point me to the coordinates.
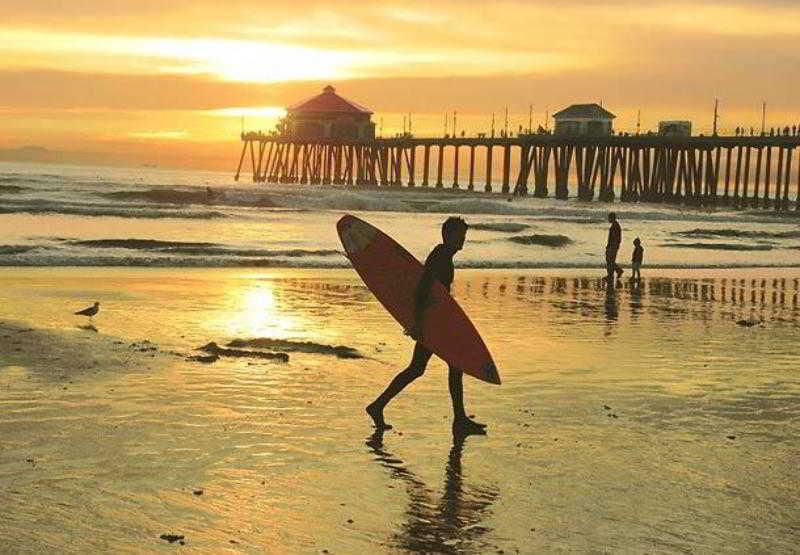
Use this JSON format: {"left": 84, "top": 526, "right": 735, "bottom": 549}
{"left": 554, "top": 104, "right": 616, "bottom": 120}
{"left": 288, "top": 85, "right": 373, "bottom": 115}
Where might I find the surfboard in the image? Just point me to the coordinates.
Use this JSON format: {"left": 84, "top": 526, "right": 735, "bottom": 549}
{"left": 337, "top": 214, "right": 500, "bottom": 385}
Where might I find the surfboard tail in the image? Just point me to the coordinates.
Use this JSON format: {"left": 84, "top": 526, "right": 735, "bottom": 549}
{"left": 481, "top": 361, "right": 502, "bottom": 385}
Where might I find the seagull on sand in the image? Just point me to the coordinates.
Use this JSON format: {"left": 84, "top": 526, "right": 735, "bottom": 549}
{"left": 74, "top": 301, "right": 100, "bottom": 318}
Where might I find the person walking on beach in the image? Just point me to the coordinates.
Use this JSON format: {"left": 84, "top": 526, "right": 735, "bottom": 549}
{"left": 631, "top": 237, "right": 644, "bottom": 282}
{"left": 604, "top": 212, "right": 623, "bottom": 283}
{"left": 366, "top": 217, "right": 487, "bottom": 436}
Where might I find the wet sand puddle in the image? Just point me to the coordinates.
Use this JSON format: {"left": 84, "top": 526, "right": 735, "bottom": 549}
{"left": 1, "top": 268, "right": 799, "bottom": 552}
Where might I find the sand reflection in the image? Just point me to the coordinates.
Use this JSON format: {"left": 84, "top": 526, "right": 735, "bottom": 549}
{"left": 366, "top": 432, "right": 499, "bottom": 554}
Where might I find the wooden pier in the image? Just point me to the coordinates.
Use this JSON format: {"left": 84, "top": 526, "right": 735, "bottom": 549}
{"left": 235, "top": 134, "right": 800, "bottom": 211}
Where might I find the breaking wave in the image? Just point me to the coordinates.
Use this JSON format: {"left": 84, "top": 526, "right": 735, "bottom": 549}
{"left": 66, "top": 238, "right": 342, "bottom": 258}
{"left": 0, "top": 245, "right": 38, "bottom": 255}
{"left": 275, "top": 191, "right": 412, "bottom": 212}
{"left": 0, "top": 201, "right": 226, "bottom": 219}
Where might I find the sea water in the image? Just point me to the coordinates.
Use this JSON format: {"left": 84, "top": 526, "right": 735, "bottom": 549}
{"left": 2, "top": 161, "right": 800, "bottom": 270}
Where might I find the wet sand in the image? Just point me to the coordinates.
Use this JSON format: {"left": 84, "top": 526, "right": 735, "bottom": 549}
{"left": 1, "top": 268, "right": 799, "bottom": 552}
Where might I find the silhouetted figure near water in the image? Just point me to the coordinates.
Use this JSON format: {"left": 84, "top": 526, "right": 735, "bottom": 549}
{"left": 603, "top": 212, "right": 623, "bottom": 285}
{"left": 366, "top": 217, "right": 487, "bottom": 436}
{"left": 631, "top": 237, "right": 644, "bottom": 282}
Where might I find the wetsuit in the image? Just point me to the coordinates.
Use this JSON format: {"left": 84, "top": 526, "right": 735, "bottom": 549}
{"left": 371, "top": 243, "right": 467, "bottom": 421}
{"left": 606, "top": 221, "right": 622, "bottom": 280}
{"left": 410, "top": 244, "right": 456, "bottom": 371}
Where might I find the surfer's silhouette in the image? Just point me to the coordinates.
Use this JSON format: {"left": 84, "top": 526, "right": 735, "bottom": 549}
{"left": 603, "top": 212, "right": 623, "bottom": 285}
{"left": 366, "top": 217, "right": 487, "bottom": 435}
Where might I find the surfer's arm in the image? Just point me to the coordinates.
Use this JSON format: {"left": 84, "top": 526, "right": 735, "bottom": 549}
{"left": 412, "top": 248, "right": 441, "bottom": 331}
{"left": 414, "top": 266, "right": 435, "bottom": 324}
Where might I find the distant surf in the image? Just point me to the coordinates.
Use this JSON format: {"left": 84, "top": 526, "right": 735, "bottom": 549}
{"left": 2, "top": 161, "right": 800, "bottom": 269}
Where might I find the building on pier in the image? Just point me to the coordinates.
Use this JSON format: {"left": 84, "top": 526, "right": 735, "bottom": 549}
{"left": 282, "top": 85, "right": 375, "bottom": 141}
{"left": 553, "top": 103, "right": 615, "bottom": 137}
{"left": 658, "top": 120, "right": 692, "bottom": 137}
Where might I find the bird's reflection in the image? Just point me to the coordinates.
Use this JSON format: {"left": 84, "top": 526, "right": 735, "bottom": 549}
{"left": 77, "top": 323, "right": 98, "bottom": 333}
{"left": 366, "top": 430, "right": 499, "bottom": 553}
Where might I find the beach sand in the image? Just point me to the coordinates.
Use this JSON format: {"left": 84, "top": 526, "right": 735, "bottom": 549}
{"left": 1, "top": 267, "right": 799, "bottom": 552}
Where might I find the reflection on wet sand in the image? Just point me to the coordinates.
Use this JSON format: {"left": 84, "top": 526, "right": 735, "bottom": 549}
{"left": 366, "top": 431, "right": 499, "bottom": 554}
{"left": 453, "top": 274, "right": 800, "bottom": 326}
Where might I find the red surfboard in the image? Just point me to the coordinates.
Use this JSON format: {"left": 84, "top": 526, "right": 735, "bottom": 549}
{"left": 337, "top": 214, "right": 500, "bottom": 385}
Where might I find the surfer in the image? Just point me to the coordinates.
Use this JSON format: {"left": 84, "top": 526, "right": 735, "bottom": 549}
{"left": 366, "top": 217, "right": 487, "bottom": 436}
{"left": 603, "top": 212, "right": 623, "bottom": 284}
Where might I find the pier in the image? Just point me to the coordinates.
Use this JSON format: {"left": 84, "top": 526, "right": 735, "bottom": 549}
{"left": 235, "top": 134, "right": 800, "bottom": 211}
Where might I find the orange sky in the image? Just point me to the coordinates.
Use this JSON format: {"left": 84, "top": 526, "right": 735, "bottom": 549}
{"left": 1, "top": 1, "right": 799, "bottom": 170}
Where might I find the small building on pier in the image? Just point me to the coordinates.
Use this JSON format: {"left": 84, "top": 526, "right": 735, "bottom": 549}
{"left": 553, "top": 103, "right": 615, "bottom": 137}
{"left": 282, "top": 85, "right": 375, "bottom": 141}
{"left": 658, "top": 120, "right": 692, "bottom": 137}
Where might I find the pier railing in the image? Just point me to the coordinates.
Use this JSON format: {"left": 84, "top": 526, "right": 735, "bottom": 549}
{"left": 235, "top": 133, "right": 800, "bottom": 211}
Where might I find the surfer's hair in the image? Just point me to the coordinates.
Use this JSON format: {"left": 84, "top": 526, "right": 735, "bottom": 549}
{"left": 442, "top": 216, "right": 468, "bottom": 239}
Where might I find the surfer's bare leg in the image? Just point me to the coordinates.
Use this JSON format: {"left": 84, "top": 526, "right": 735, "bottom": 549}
{"left": 449, "top": 366, "right": 487, "bottom": 434}
{"left": 367, "top": 343, "right": 432, "bottom": 429}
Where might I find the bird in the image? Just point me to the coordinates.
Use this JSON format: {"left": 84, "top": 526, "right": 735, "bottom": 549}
{"left": 74, "top": 301, "right": 100, "bottom": 318}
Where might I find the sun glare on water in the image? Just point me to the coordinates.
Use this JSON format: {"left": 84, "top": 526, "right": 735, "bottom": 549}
{"left": 221, "top": 283, "right": 302, "bottom": 340}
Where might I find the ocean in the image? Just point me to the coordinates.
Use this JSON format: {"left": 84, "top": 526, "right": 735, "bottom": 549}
{"left": 1, "top": 160, "right": 799, "bottom": 552}
{"left": 2, "top": 160, "right": 800, "bottom": 270}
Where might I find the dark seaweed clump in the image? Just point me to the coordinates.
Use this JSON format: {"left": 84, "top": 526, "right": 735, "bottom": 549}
{"left": 508, "top": 234, "right": 573, "bottom": 247}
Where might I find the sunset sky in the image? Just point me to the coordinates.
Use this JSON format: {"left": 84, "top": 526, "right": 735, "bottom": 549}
{"left": 1, "top": 1, "right": 798, "bottom": 170}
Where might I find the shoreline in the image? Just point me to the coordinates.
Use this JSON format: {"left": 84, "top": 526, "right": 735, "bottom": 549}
{"left": 3, "top": 264, "right": 800, "bottom": 273}
{"left": 2, "top": 264, "right": 799, "bottom": 552}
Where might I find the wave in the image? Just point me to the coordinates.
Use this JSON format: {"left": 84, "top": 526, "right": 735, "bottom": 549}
{"left": 0, "top": 245, "right": 38, "bottom": 255}
{"left": 66, "top": 238, "right": 341, "bottom": 258}
{"left": 3, "top": 252, "right": 800, "bottom": 269}
{"left": 0, "top": 202, "right": 226, "bottom": 219}
{"left": 69, "top": 239, "right": 215, "bottom": 249}
{"left": 274, "top": 190, "right": 412, "bottom": 212}
{"left": 0, "top": 184, "right": 25, "bottom": 194}
{"left": 0, "top": 255, "right": 351, "bottom": 268}
{"left": 508, "top": 234, "right": 573, "bottom": 247}
{"left": 469, "top": 222, "right": 531, "bottom": 232}
{"left": 673, "top": 228, "right": 800, "bottom": 239}
{"left": 661, "top": 242, "right": 774, "bottom": 251}
{"left": 426, "top": 197, "right": 530, "bottom": 216}
{"left": 226, "top": 338, "right": 363, "bottom": 359}
{"left": 101, "top": 188, "right": 278, "bottom": 208}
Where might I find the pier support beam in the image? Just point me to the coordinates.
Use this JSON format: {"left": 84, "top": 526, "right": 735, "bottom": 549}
{"left": 436, "top": 145, "right": 444, "bottom": 188}
{"left": 485, "top": 146, "right": 493, "bottom": 193}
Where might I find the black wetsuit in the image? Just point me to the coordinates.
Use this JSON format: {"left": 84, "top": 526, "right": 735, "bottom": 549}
{"left": 412, "top": 244, "right": 455, "bottom": 365}
{"left": 371, "top": 243, "right": 467, "bottom": 421}
{"left": 606, "top": 221, "right": 622, "bottom": 279}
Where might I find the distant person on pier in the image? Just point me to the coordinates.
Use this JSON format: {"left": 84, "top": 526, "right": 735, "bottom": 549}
{"left": 631, "top": 237, "right": 644, "bottom": 282}
{"left": 366, "top": 217, "right": 487, "bottom": 437}
{"left": 603, "top": 212, "right": 623, "bottom": 284}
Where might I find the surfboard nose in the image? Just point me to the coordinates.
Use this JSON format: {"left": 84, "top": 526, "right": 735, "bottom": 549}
{"left": 337, "top": 215, "right": 377, "bottom": 256}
